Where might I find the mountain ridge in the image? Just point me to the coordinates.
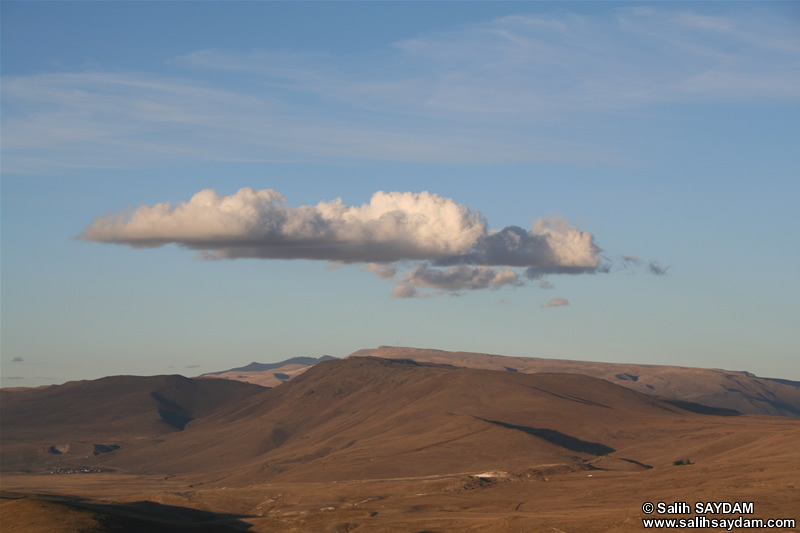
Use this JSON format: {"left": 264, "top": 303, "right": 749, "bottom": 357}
{"left": 199, "top": 346, "right": 800, "bottom": 418}
{"left": 350, "top": 346, "right": 800, "bottom": 417}
{"left": 201, "top": 355, "right": 338, "bottom": 375}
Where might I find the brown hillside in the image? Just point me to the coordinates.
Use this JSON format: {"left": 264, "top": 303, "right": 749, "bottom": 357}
{"left": 351, "top": 346, "right": 800, "bottom": 417}
{"left": 0, "top": 375, "right": 265, "bottom": 472}
{"left": 78, "top": 357, "right": 799, "bottom": 488}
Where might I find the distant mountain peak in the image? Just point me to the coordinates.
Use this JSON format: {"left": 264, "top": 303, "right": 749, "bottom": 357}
{"left": 203, "top": 355, "right": 338, "bottom": 376}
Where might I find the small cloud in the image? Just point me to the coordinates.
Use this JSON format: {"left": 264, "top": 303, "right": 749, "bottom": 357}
{"left": 620, "top": 254, "right": 670, "bottom": 276}
{"left": 405, "top": 264, "right": 521, "bottom": 293}
{"left": 12, "top": 356, "right": 24, "bottom": 362}
{"left": 391, "top": 285, "right": 419, "bottom": 298}
{"left": 539, "top": 280, "right": 554, "bottom": 289}
{"left": 185, "top": 364, "right": 201, "bottom": 369}
{"left": 362, "top": 263, "right": 397, "bottom": 279}
{"left": 544, "top": 297, "right": 569, "bottom": 307}
{"left": 1, "top": 376, "right": 57, "bottom": 383}
{"left": 648, "top": 261, "right": 669, "bottom": 276}
{"left": 325, "top": 262, "right": 346, "bottom": 270}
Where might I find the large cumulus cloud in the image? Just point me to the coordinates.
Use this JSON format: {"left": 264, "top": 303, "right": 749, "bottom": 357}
{"left": 81, "top": 188, "right": 485, "bottom": 262}
{"left": 80, "top": 187, "right": 653, "bottom": 297}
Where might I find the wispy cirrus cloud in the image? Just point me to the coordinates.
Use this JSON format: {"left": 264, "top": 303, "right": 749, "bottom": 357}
{"left": 0, "top": 70, "right": 614, "bottom": 174}
{"left": 175, "top": 8, "right": 799, "bottom": 116}
{"left": 79, "top": 187, "right": 662, "bottom": 297}
{"left": 3, "top": 7, "right": 796, "bottom": 174}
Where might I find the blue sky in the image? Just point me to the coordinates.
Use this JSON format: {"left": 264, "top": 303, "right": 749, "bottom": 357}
{"left": 2, "top": 1, "right": 798, "bottom": 386}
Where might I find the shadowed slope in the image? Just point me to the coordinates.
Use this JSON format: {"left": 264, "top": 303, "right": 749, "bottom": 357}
{"left": 0, "top": 492, "right": 253, "bottom": 532}
{"left": 1, "top": 375, "right": 265, "bottom": 472}
{"left": 2, "top": 375, "right": 266, "bottom": 437}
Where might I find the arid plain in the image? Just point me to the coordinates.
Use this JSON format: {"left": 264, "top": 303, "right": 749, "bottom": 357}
{"left": 2, "top": 351, "right": 799, "bottom": 532}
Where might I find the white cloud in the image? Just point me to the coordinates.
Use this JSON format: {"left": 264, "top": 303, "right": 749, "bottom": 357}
{"left": 432, "top": 217, "right": 603, "bottom": 280}
{"left": 80, "top": 188, "right": 616, "bottom": 297}
{"left": 80, "top": 188, "right": 486, "bottom": 263}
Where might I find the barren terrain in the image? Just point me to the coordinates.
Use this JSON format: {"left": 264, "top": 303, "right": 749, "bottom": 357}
{"left": 204, "top": 347, "right": 800, "bottom": 418}
{"left": 2, "top": 356, "right": 798, "bottom": 531}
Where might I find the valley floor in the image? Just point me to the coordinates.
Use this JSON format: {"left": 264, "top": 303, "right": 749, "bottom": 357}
{"left": 3, "top": 454, "right": 798, "bottom": 533}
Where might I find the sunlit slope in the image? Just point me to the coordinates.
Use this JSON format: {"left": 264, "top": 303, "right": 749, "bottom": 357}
{"left": 200, "top": 355, "right": 337, "bottom": 387}
{"left": 351, "top": 346, "right": 800, "bottom": 417}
